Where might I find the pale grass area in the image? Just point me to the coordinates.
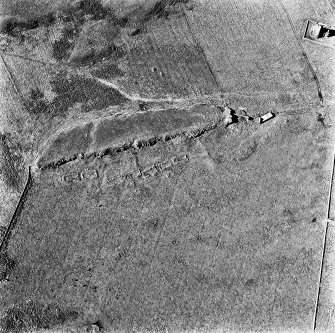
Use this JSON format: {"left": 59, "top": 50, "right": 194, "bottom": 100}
{"left": 0, "top": 177, "right": 19, "bottom": 228}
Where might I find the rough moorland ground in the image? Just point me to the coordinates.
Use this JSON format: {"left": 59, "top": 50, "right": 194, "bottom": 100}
{"left": 1, "top": 106, "right": 334, "bottom": 332}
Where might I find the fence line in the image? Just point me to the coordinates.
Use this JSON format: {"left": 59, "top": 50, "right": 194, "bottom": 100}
{"left": 0, "top": 166, "right": 32, "bottom": 253}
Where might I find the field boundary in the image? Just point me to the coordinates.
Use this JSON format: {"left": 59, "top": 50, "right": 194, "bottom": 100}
{"left": 276, "top": 0, "right": 324, "bottom": 106}
{"left": 313, "top": 109, "right": 335, "bottom": 330}
{"left": 0, "top": 166, "right": 32, "bottom": 253}
{"left": 313, "top": 220, "right": 330, "bottom": 331}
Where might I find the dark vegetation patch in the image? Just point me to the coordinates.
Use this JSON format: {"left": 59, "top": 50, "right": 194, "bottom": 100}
{"left": 0, "top": 251, "right": 15, "bottom": 281}
{"left": 50, "top": 71, "right": 128, "bottom": 114}
{"left": 0, "top": 133, "right": 24, "bottom": 189}
{"left": 24, "top": 88, "right": 49, "bottom": 115}
{"left": 126, "top": 0, "right": 193, "bottom": 37}
{"left": 52, "top": 0, "right": 127, "bottom": 62}
{"left": 1, "top": 1, "right": 109, "bottom": 58}
{"left": 75, "top": 0, "right": 109, "bottom": 19}
{"left": 0, "top": 13, "right": 55, "bottom": 37}
{"left": 143, "top": 0, "right": 190, "bottom": 21}
{"left": 91, "top": 320, "right": 103, "bottom": 331}
{"left": 317, "top": 113, "right": 326, "bottom": 127}
{"left": 83, "top": 321, "right": 103, "bottom": 332}
{"left": 282, "top": 208, "right": 297, "bottom": 228}
{"left": 138, "top": 102, "right": 148, "bottom": 111}
{"left": 52, "top": 25, "right": 77, "bottom": 61}
{"left": 25, "top": 72, "right": 127, "bottom": 117}
{"left": 130, "top": 27, "right": 142, "bottom": 36}
{"left": 1, "top": 0, "right": 55, "bottom": 19}
{"left": 0, "top": 300, "right": 78, "bottom": 333}
{"left": 91, "top": 62, "right": 125, "bottom": 79}
{"left": 0, "top": 226, "right": 6, "bottom": 239}
{"left": 68, "top": 17, "right": 126, "bottom": 67}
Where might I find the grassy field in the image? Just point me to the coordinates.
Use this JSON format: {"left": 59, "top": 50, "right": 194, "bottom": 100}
{"left": 1, "top": 104, "right": 333, "bottom": 332}
{"left": 188, "top": 0, "right": 319, "bottom": 104}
